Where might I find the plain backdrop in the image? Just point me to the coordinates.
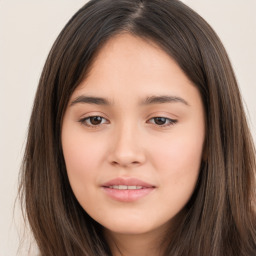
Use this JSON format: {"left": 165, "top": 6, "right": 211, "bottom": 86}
{"left": 0, "top": 1, "right": 255, "bottom": 255}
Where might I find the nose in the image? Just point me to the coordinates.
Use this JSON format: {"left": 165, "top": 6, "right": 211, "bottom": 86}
{"left": 108, "top": 123, "right": 146, "bottom": 168}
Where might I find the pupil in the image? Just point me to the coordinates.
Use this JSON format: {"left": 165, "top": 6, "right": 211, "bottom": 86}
{"left": 154, "top": 117, "right": 166, "bottom": 125}
{"left": 90, "top": 116, "right": 102, "bottom": 125}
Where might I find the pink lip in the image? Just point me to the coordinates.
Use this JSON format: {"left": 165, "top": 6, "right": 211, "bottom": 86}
{"left": 101, "top": 177, "right": 156, "bottom": 202}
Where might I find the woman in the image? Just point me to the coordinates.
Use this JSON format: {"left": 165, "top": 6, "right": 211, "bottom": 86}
{"left": 19, "top": 0, "right": 256, "bottom": 255}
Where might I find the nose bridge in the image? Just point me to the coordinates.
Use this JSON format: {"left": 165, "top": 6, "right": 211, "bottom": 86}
{"left": 109, "top": 119, "right": 145, "bottom": 167}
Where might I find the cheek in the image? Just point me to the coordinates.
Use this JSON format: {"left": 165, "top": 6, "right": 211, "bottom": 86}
{"left": 63, "top": 140, "right": 99, "bottom": 174}
{"left": 61, "top": 127, "right": 107, "bottom": 196}
{"left": 151, "top": 133, "right": 203, "bottom": 171}
{"left": 149, "top": 127, "right": 204, "bottom": 199}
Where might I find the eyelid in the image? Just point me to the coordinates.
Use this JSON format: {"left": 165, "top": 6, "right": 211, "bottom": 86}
{"left": 77, "top": 111, "right": 110, "bottom": 121}
{"left": 145, "top": 112, "right": 178, "bottom": 127}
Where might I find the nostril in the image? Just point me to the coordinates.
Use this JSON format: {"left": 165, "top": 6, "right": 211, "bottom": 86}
{"left": 111, "top": 160, "right": 141, "bottom": 167}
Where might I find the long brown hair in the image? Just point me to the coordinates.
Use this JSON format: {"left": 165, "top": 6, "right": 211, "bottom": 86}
{"left": 19, "top": 0, "right": 256, "bottom": 255}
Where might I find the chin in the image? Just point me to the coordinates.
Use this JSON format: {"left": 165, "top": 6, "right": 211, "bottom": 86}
{"left": 100, "top": 217, "right": 166, "bottom": 236}
{"left": 106, "top": 225, "right": 153, "bottom": 236}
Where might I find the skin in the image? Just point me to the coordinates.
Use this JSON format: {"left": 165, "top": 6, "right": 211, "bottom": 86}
{"left": 61, "top": 33, "right": 205, "bottom": 256}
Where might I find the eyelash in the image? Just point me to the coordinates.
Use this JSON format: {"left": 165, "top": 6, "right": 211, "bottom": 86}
{"left": 79, "top": 115, "right": 178, "bottom": 129}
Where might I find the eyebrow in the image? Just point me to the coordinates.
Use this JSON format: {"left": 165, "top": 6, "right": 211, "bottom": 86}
{"left": 70, "top": 95, "right": 189, "bottom": 107}
{"left": 70, "top": 96, "right": 110, "bottom": 106}
{"left": 141, "top": 95, "right": 189, "bottom": 106}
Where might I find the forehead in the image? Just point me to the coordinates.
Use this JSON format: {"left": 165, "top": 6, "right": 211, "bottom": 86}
{"left": 72, "top": 33, "right": 196, "bottom": 99}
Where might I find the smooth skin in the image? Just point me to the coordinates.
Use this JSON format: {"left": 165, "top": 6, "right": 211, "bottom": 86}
{"left": 62, "top": 33, "right": 205, "bottom": 256}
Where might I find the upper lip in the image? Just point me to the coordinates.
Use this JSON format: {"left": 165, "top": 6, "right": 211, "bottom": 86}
{"left": 102, "top": 177, "right": 155, "bottom": 188}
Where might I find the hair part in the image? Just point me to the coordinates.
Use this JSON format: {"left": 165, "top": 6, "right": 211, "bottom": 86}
{"left": 19, "top": 0, "right": 256, "bottom": 255}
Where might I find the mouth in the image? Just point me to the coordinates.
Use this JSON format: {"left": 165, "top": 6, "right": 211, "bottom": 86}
{"left": 105, "top": 185, "right": 145, "bottom": 190}
{"left": 101, "top": 177, "right": 156, "bottom": 202}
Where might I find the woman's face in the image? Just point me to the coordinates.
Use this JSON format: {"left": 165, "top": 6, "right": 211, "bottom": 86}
{"left": 62, "top": 34, "right": 205, "bottom": 236}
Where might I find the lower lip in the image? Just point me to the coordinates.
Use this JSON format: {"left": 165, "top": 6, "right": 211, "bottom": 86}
{"left": 102, "top": 187, "right": 155, "bottom": 202}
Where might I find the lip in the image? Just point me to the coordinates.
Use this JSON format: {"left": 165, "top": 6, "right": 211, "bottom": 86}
{"left": 101, "top": 177, "right": 156, "bottom": 202}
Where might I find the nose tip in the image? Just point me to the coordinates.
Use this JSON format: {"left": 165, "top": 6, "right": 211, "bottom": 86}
{"left": 109, "top": 145, "right": 146, "bottom": 167}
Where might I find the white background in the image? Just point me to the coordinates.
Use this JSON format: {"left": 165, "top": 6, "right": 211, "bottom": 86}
{"left": 0, "top": 1, "right": 255, "bottom": 255}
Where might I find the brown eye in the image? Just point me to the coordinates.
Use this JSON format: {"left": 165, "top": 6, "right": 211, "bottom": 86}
{"left": 148, "top": 117, "right": 177, "bottom": 127}
{"left": 154, "top": 117, "right": 168, "bottom": 125}
{"left": 89, "top": 116, "right": 104, "bottom": 125}
{"left": 79, "top": 116, "right": 108, "bottom": 127}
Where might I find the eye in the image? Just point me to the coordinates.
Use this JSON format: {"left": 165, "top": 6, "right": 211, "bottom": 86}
{"left": 79, "top": 116, "right": 109, "bottom": 127}
{"left": 148, "top": 117, "right": 177, "bottom": 127}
